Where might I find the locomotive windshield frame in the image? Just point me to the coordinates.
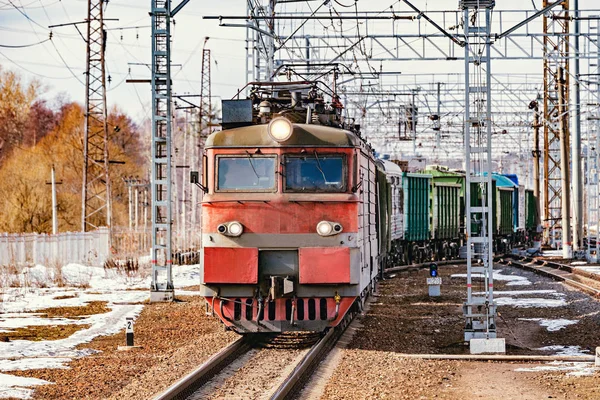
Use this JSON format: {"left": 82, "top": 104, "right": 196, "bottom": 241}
{"left": 283, "top": 153, "right": 347, "bottom": 193}
{"left": 215, "top": 154, "right": 278, "bottom": 192}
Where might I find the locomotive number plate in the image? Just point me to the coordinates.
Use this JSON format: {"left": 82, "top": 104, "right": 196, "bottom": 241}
{"left": 427, "top": 277, "right": 442, "bottom": 285}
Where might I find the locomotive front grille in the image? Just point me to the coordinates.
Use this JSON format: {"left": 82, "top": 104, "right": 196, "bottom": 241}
{"left": 231, "top": 297, "right": 331, "bottom": 321}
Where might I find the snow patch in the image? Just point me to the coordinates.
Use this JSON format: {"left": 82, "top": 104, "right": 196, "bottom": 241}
{"left": 515, "top": 361, "right": 596, "bottom": 377}
{"left": 537, "top": 345, "right": 591, "bottom": 357}
{"left": 0, "top": 358, "right": 71, "bottom": 372}
{"left": 519, "top": 318, "right": 579, "bottom": 331}
{"left": 0, "top": 373, "right": 51, "bottom": 399}
{"left": 451, "top": 269, "right": 531, "bottom": 286}
{"left": 473, "top": 290, "right": 560, "bottom": 296}
{"left": 0, "top": 304, "right": 143, "bottom": 361}
{"left": 495, "top": 297, "right": 567, "bottom": 308}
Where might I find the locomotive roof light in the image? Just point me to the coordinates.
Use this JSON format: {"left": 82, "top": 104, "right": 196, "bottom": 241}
{"left": 316, "top": 221, "right": 343, "bottom": 237}
{"left": 217, "top": 221, "right": 244, "bottom": 237}
{"left": 268, "top": 117, "right": 293, "bottom": 142}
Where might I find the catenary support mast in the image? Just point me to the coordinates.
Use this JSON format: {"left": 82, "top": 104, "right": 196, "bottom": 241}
{"left": 542, "top": 0, "right": 571, "bottom": 256}
{"left": 461, "top": 0, "right": 498, "bottom": 341}
{"left": 82, "top": 0, "right": 111, "bottom": 233}
{"left": 150, "top": 0, "right": 174, "bottom": 301}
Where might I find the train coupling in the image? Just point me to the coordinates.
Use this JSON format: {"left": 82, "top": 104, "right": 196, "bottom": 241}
{"left": 269, "top": 275, "right": 295, "bottom": 299}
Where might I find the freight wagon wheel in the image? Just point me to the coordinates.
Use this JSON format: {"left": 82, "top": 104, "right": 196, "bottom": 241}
{"left": 442, "top": 243, "right": 449, "bottom": 261}
{"left": 412, "top": 244, "right": 421, "bottom": 264}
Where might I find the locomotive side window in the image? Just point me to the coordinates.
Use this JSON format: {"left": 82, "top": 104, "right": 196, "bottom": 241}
{"left": 216, "top": 155, "right": 277, "bottom": 192}
{"left": 284, "top": 154, "right": 346, "bottom": 192}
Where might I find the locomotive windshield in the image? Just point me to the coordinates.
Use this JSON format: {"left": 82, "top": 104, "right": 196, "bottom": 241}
{"left": 217, "top": 155, "right": 276, "bottom": 191}
{"left": 284, "top": 154, "right": 346, "bottom": 192}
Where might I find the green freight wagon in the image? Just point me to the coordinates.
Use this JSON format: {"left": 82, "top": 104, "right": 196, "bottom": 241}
{"left": 424, "top": 165, "right": 465, "bottom": 236}
{"left": 525, "top": 189, "right": 537, "bottom": 232}
{"left": 432, "top": 183, "right": 461, "bottom": 239}
{"left": 402, "top": 172, "right": 432, "bottom": 241}
{"left": 492, "top": 174, "right": 516, "bottom": 236}
{"left": 497, "top": 188, "right": 514, "bottom": 235}
{"left": 423, "top": 166, "right": 462, "bottom": 260}
{"left": 469, "top": 179, "right": 497, "bottom": 237}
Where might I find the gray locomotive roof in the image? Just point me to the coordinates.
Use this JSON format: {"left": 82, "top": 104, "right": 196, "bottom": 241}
{"left": 380, "top": 160, "right": 403, "bottom": 175}
{"left": 205, "top": 123, "right": 360, "bottom": 148}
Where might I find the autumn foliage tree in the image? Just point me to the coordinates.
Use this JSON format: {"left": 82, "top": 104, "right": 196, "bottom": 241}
{"left": 0, "top": 66, "right": 148, "bottom": 233}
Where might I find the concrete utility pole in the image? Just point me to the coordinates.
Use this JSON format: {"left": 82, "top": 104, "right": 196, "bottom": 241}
{"left": 46, "top": 165, "right": 63, "bottom": 234}
{"left": 531, "top": 100, "right": 542, "bottom": 242}
{"left": 572, "top": 0, "right": 583, "bottom": 251}
{"left": 51, "top": 166, "right": 58, "bottom": 235}
{"left": 558, "top": 68, "right": 573, "bottom": 258}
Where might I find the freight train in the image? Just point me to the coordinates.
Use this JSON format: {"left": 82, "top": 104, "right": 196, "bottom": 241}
{"left": 197, "top": 82, "right": 537, "bottom": 334}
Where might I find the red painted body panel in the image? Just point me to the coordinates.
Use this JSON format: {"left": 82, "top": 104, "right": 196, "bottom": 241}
{"left": 203, "top": 247, "right": 258, "bottom": 284}
{"left": 202, "top": 201, "right": 358, "bottom": 234}
{"left": 298, "top": 247, "right": 351, "bottom": 284}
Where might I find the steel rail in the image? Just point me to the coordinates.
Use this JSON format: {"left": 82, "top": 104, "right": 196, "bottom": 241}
{"left": 153, "top": 336, "right": 252, "bottom": 400}
{"left": 269, "top": 326, "right": 339, "bottom": 400}
{"left": 385, "top": 259, "right": 467, "bottom": 274}
{"left": 497, "top": 255, "right": 600, "bottom": 298}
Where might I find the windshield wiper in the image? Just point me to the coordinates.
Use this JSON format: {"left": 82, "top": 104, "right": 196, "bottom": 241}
{"left": 244, "top": 150, "right": 260, "bottom": 180}
{"left": 313, "top": 151, "right": 328, "bottom": 183}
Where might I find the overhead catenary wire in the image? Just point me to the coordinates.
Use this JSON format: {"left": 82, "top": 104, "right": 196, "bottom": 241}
{"left": 0, "top": 37, "right": 50, "bottom": 48}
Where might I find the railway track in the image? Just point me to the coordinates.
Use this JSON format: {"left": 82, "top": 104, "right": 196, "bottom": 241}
{"left": 154, "top": 315, "right": 353, "bottom": 400}
{"left": 497, "top": 254, "right": 600, "bottom": 298}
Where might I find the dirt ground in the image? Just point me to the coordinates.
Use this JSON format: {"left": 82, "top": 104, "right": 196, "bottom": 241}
{"left": 6, "top": 265, "right": 600, "bottom": 400}
{"left": 10, "top": 295, "right": 238, "bottom": 400}
{"left": 319, "top": 263, "right": 600, "bottom": 400}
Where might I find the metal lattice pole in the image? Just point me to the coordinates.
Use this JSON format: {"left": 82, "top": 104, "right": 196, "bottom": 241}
{"left": 82, "top": 0, "right": 111, "bottom": 233}
{"left": 542, "top": 0, "right": 570, "bottom": 253}
{"left": 586, "top": 17, "right": 600, "bottom": 262}
{"left": 461, "top": 0, "right": 497, "bottom": 342}
{"left": 150, "top": 0, "right": 174, "bottom": 301}
{"left": 200, "top": 48, "right": 212, "bottom": 138}
{"left": 246, "top": 0, "right": 276, "bottom": 82}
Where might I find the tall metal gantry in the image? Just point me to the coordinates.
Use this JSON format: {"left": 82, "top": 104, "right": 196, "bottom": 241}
{"left": 82, "top": 0, "right": 111, "bottom": 232}
{"left": 542, "top": 0, "right": 571, "bottom": 251}
{"left": 585, "top": 16, "right": 600, "bottom": 262}
{"left": 245, "top": 0, "right": 276, "bottom": 83}
{"left": 149, "top": 0, "right": 191, "bottom": 301}
{"left": 150, "top": 0, "right": 173, "bottom": 301}
{"left": 461, "top": 0, "right": 497, "bottom": 341}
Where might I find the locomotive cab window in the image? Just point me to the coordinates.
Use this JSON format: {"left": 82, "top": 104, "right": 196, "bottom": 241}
{"left": 284, "top": 153, "right": 346, "bottom": 192}
{"left": 216, "top": 155, "right": 277, "bottom": 192}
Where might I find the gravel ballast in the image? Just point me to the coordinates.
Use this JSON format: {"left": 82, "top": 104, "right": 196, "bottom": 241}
{"left": 317, "top": 263, "right": 600, "bottom": 400}
{"left": 12, "top": 295, "right": 238, "bottom": 400}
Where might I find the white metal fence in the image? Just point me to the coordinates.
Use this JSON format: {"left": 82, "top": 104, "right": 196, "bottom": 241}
{"left": 0, "top": 228, "right": 110, "bottom": 267}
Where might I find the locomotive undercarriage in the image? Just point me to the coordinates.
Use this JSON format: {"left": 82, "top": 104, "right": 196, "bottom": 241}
{"left": 203, "top": 277, "right": 378, "bottom": 333}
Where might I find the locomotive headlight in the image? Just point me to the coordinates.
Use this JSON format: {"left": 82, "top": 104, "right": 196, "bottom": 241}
{"left": 268, "top": 117, "right": 293, "bottom": 142}
{"left": 217, "top": 221, "right": 244, "bottom": 237}
{"left": 316, "top": 221, "right": 343, "bottom": 236}
{"left": 227, "top": 221, "right": 244, "bottom": 237}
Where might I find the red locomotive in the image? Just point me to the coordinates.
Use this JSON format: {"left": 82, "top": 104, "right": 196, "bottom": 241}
{"left": 198, "top": 82, "right": 394, "bottom": 333}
